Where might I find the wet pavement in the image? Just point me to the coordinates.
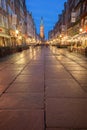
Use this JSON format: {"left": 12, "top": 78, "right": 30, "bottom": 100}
{"left": 0, "top": 46, "right": 87, "bottom": 130}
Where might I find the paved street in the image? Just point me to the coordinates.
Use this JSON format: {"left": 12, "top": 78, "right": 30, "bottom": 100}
{"left": 0, "top": 46, "right": 87, "bottom": 130}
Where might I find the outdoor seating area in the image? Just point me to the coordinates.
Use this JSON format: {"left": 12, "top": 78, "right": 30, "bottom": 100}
{"left": 68, "top": 32, "right": 87, "bottom": 56}
{"left": 0, "top": 45, "right": 29, "bottom": 57}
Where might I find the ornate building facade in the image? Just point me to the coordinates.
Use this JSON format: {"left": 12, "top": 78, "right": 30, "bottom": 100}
{"left": 40, "top": 17, "right": 45, "bottom": 41}
{"left": 48, "top": 0, "right": 87, "bottom": 46}
{"left": 0, "top": 0, "right": 38, "bottom": 47}
{"left": 0, "top": 0, "right": 10, "bottom": 46}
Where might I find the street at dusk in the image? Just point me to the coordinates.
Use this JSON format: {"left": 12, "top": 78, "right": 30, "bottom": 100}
{"left": 0, "top": 47, "right": 87, "bottom": 129}
{"left": 0, "top": 0, "right": 87, "bottom": 130}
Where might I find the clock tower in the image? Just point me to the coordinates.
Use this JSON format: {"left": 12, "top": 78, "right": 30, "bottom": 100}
{"left": 40, "top": 17, "right": 45, "bottom": 41}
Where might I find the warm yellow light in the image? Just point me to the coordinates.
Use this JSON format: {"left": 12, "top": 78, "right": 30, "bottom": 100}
{"left": 79, "top": 28, "right": 83, "bottom": 33}
{"left": 19, "top": 36, "right": 22, "bottom": 40}
{"left": 16, "top": 30, "right": 19, "bottom": 34}
{"left": 60, "top": 35, "right": 62, "bottom": 38}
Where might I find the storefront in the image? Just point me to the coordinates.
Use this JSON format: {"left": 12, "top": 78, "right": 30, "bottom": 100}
{"left": 0, "top": 27, "right": 10, "bottom": 47}
{"left": 10, "top": 29, "right": 16, "bottom": 46}
{"left": 81, "top": 16, "right": 87, "bottom": 32}
{"left": 80, "top": 32, "right": 87, "bottom": 48}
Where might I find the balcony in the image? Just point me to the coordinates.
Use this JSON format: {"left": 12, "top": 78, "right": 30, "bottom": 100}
{"left": 75, "top": 0, "right": 81, "bottom": 8}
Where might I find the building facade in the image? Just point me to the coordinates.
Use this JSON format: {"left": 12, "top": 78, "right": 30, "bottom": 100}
{"left": 27, "top": 12, "right": 36, "bottom": 38}
{"left": 26, "top": 11, "right": 38, "bottom": 44}
{"left": 0, "top": 0, "right": 10, "bottom": 47}
{"left": 48, "top": 0, "right": 87, "bottom": 47}
{"left": 0, "top": 0, "right": 38, "bottom": 47}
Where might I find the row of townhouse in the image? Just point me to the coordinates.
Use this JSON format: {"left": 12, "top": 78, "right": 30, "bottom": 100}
{"left": 0, "top": 0, "right": 38, "bottom": 47}
{"left": 48, "top": 0, "right": 87, "bottom": 48}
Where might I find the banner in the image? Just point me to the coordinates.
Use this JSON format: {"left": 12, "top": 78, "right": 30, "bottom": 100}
{"left": 71, "top": 12, "right": 76, "bottom": 23}
{"left": 71, "top": 18, "right": 76, "bottom": 23}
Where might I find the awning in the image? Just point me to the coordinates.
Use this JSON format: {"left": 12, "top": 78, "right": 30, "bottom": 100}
{"left": 0, "top": 33, "right": 10, "bottom": 38}
{"left": 80, "top": 32, "right": 87, "bottom": 37}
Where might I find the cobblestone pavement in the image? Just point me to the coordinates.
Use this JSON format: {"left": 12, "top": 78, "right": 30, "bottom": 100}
{"left": 0, "top": 46, "right": 87, "bottom": 130}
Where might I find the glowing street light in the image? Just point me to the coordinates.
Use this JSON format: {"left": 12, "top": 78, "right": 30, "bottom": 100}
{"left": 15, "top": 30, "right": 19, "bottom": 35}
{"left": 60, "top": 35, "right": 62, "bottom": 38}
{"left": 79, "top": 28, "right": 83, "bottom": 33}
{"left": 59, "top": 35, "right": 62, "bottom": 45}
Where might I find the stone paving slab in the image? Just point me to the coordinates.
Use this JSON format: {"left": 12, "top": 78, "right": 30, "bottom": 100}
{"left": 46, "top": 128, "right": 69, "bottom": 130}
{"left": 0, "top": 84, "right": 8, "bottom": 95}
{"left": 76, "top": 79, "right": 87, "bottom": 84}
{"left": 21, "top": 70, "right": 44, "bottom": 75}
{"left": 6, "top": 83, "right": 44, "bottom": 93}
{"left": 63, "top": 65, "right": 82, "bottom": 68}
{"left": 0, "top": 93, "right": 44, "bottom": 109}
{"left": 46, "top": 98, "right": 87, "bottom": 128}
{"left": 45, "top": 68, "right": 65, "bottom": 73}
{"left": 45, "top": 72, "right": 72, "bottom": 79}
{"left": 60, "top": 62, "right": 78, "bottom": 65}
{"left": 22, "top": 66, "right": 44, "bottom": 70}
{"left": 70, "top": 71, "right": 87, "bottom": 75}
{"left": 45, "top": 79, "right": 76, "bottom": 86}
{"left": 66, "top": 67, "right": 86, "bottom": 71}
{"left": 64, "top": 65, "right": 86, "bottom": 71}
{"left": 0, "top": 76, "right": 16, "bottom": 85}
{"left": 14, "top": 77, "right": 44, "bottom": 84}
{"left": 80, "top": 86, "right": 87, "bottom": 92}
{"left": 46, "top": 80, "right": 87, "bottom": 98}
{"left": 0, "top": 70, "right": 21, "bottom": 76}
{"left": 71, "top": 74, "right": 87, "bottom": 79}
{"left": 0, "top": 110, "right": 44, "bottom": 130}
{"left": 4, "top": 68, "right": 23, "bottom": 71}
{"left": 16, "top": 75, "right": 44, "bottom": 81}
{"left": 21, "top": 67, "right": 44, "bottom": 72}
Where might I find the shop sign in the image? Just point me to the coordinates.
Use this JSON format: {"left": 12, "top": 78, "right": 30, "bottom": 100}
{"left": 71, "top": 12, "right": 76, "bottom": 23}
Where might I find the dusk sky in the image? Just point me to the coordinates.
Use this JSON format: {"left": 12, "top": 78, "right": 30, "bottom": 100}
{"left": 26, "top": 0, "right": 67, "bottom": 39}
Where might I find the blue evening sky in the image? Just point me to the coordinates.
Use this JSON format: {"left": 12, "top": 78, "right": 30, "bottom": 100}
{"left": 26, "top": 0, "right": 66, "bottom": 39}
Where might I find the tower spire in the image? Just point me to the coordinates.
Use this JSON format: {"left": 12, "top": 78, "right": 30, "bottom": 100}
{"left": 40, "top": 17, "right": 45, "bottom": 41}
{"left": 40, "top": 17, "right": 44, "bottom": 26}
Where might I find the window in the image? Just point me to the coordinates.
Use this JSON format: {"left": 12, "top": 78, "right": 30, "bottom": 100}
{"left": 6, "top": 17, "right": 8, "bottom": 28}
{"left": 2, "top": 0, "right": 6, "bottom": 11}
{"left": 0, "top": 14, "right": 4, "bottom": 27}
{"left": 0, "top": 0, "right": 2, "bottom": 7}
{"left": 83, "top": 3, "right": 85, "bottom": 12}
{"left": 76, "top": 7, "right": 81, "bottom": 18}
{"left": 3, "top": 16, "right": 8, "bottom": 28}
{"left": 75, "top": 0, "right": 80, "bottom": 7}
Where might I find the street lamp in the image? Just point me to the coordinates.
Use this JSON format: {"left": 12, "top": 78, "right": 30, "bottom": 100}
{"left": 60, "top": 35, "right": 62, "bottom": 38}
{"left": 79, "top": 28, "right": 83, "bottom": 33}
{"left": 15, "top": 30, "right": 19, "bottom": 35}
